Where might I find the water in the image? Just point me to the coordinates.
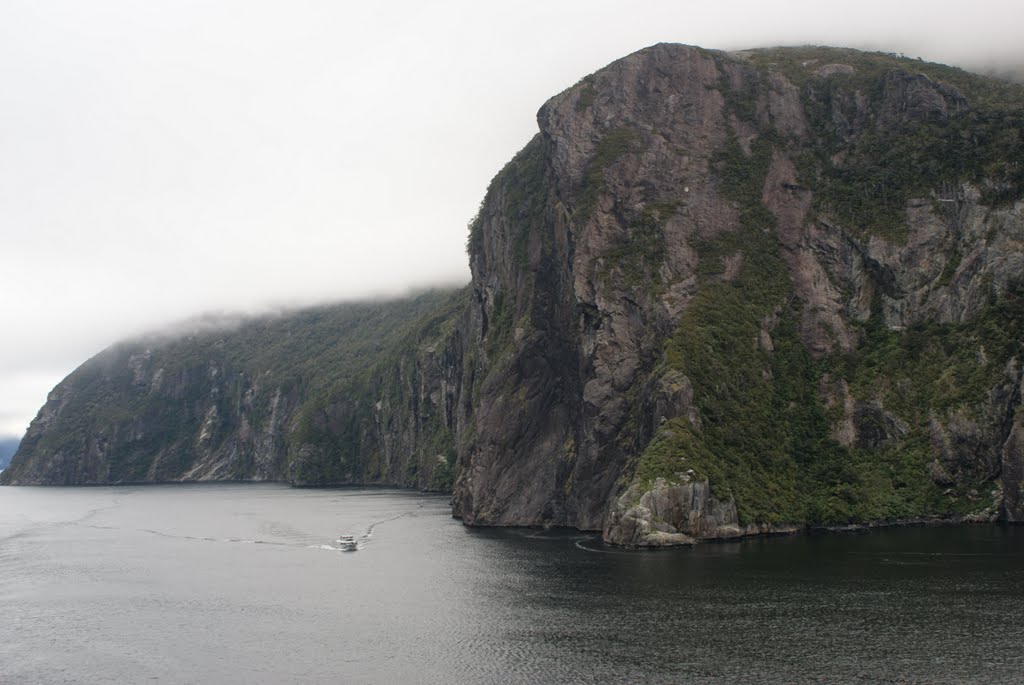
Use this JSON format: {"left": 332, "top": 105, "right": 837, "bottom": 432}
{"left": 0, "top": 484, "right": 1021, "bottom": 684}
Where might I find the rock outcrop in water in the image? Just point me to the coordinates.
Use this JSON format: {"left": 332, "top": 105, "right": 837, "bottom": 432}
{"left": 5, "top": 45, "right": 1024, "bottom": 545}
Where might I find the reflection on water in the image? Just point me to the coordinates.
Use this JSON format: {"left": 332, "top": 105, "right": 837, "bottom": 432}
{"left": 0, "top": 484, "right": 1020, "bottom": 684}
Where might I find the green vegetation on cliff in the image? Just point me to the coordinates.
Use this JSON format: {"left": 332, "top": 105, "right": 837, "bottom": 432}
{"left": 467, "top": 134, "right": 549, "bottom": 264}
{"left": 289, "top": 288, "right": 468, "bottom": 487}
{"left": 629, "top": 47, "right": 1024, "bottom": 527}
{"left": 576, "top": 127, "right": 641, "bottom": 222}
{"left": 639, "top": 131, "right": 822, "bottom": 524}
{"left": 2, "top": 289, "right": 466, "bottom": 487}
{"left": 782, "top": 49, "right": 1021, "bottom": 239}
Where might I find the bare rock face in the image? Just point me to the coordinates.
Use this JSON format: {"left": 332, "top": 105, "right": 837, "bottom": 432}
{"left": 878, "top": 70, "right": 967, "bottom": 124}
{"left": 853, "top": 401, "right": 909, "bottom": 449}
{"left": 455, "top": 44, "right": 742, "bottom": 530}
{"left": 452, "top": 44, "right": 1024, "bottom": 542}
{"left": 603, "top": 478, "right": 803, "bottom": 547}
{"left": 6, "top": 352, "right": 295, "bottom": 485}
{"left": 604, "top": 478, "right": 739, "bottom": 546}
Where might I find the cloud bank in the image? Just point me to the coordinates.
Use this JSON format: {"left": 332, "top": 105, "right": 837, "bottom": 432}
{"left": 1, "top": 0, "right": 1022, "bottom": 436}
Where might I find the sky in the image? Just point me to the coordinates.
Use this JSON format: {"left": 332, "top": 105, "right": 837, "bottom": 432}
{"left": 2, "top": 0, "right": 1023, "bottom": 438}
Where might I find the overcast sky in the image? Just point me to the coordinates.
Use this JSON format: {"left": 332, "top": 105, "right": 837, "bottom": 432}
{"left": 2, "top": 0, "right": 1023, "bottom": 438}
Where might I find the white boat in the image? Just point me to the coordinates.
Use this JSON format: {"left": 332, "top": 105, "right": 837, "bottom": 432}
{"left": 336, "top": 534, "right": 358, "bottom": 551}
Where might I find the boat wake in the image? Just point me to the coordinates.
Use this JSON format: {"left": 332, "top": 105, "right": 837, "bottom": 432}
{"left": 312, "top": 543, "right": 352, "bottom": 552}
{"left": 134, "top": 528, "right": 297, "bottom": 547}
{"left": 574, "top": 538, "right": 633, "bottom": 555}
{"left": 363, "top": 501, "right": 425, "bottom": 540}
{"left": 106, "top": 500, "right": 430, "bottom": 553}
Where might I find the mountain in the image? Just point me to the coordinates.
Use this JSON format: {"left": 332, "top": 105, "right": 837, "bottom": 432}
{"left": 6, "top": 45, "right": 1024, "bottom": 546}
{"left": 1, "top": 290, "right": 467, "bottom": 490}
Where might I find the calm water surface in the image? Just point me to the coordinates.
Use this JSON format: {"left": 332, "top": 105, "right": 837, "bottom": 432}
{"left": 0, "top": 483, "right": 1021, "bottom": 684}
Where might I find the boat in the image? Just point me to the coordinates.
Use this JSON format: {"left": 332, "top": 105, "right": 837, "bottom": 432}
{"left": 336, "top": 534, "right": 358, "bottom": 551}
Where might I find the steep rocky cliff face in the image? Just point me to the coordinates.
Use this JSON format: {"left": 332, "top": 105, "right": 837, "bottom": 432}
{"left": 7, "top": 45, "right": 1024, "bottom": 546}
{"left": 455, "top": 44, "right": 1024, "bottom": 543}
{"left": 1, "top": 291, "right": 466, "bottom": 490}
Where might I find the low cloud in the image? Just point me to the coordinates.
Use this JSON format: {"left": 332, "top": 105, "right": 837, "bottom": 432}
{"left": 2, "top": 0, "right": 1022, "bottom": 435}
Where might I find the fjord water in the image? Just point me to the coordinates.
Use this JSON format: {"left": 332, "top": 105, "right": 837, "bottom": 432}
{"left": 1, "top": 484, "right": 1021, "bottom": 684}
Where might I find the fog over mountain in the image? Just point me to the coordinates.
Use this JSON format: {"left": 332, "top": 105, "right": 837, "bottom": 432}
{"left": 2, "top": 0, "right": 1023, "bottom": 438}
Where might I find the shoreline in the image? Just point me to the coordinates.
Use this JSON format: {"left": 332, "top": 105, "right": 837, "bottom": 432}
{"left": 3, "top": 479, "right": 1019, "bottom": 548}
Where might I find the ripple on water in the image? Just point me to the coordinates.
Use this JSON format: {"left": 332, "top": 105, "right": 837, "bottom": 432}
{"left": 0, "top": 485, "right": 1022, "bottom": 684}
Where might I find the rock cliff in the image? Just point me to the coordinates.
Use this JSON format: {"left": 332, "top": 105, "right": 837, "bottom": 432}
{"left": 6, "top": 45, "right": 1024, "bottom": 545}
{"left": 456, "top": 44, "right": 1024, "bottom": 543}
{"left": 1, "top": 290, "right": 466, "bottom": 491}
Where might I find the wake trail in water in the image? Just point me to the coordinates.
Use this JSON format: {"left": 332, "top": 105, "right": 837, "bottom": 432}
{"left": 0, "top": 498, "right": 127, "bottom": 544}
{"left": 363, "top": 501, "right": 425, "bottom": 540}
{"left": 574, "top": 538, "right": 634, "bottom": 555}
{"left": 133, "top": 528, "right": 298, "bottom": 546}
{"left": 309, "top": 503, "right": 426, "bottom": 552}
{"left": 77, "top": 500, "right": 430, "bottom": 553}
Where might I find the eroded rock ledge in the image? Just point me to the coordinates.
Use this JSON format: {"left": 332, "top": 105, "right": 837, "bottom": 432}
{"left": 604, "top": 478, "right": 800, "bottom": 547}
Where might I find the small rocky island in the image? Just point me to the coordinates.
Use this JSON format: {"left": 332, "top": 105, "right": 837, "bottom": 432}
{"left": 5, "top": 44, "right": 1024, "bottom": 547}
